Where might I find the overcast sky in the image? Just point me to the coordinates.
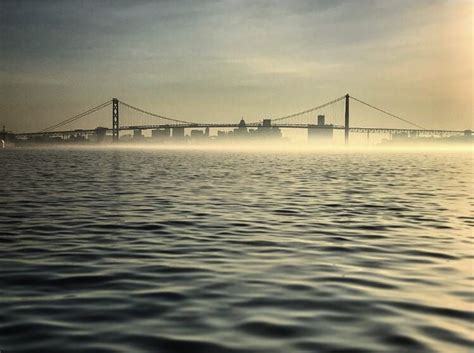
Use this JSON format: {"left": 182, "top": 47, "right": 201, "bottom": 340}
{"left": 0, "top": 0, "right": 472, "bottom": 132}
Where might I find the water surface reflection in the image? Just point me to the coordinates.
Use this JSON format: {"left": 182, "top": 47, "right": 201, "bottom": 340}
{"left": 0, "top": 148, "right": 472, "bottom": 353}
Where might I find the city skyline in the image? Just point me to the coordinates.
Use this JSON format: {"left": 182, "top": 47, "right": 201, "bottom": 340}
{"left": 1, "top": 0, "right": 472, "bottom": 132}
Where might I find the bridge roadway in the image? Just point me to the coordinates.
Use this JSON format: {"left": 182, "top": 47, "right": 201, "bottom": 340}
{"left": 15, "top": 123, "right": 465, "bottom": 138}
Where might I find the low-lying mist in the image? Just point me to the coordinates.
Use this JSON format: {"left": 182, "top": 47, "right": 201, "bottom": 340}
{"left": 15, "top": 141, "right": 473, "bottom": 154}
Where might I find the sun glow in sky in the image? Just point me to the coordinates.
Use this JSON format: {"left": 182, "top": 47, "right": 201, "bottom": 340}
{"left": 0, "top": 0, "right": 472, "bottom": 132}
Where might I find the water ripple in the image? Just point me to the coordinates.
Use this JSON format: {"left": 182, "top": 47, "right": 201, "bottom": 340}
{"left": 0, "top": 148, "right": 472, "bottom": 353}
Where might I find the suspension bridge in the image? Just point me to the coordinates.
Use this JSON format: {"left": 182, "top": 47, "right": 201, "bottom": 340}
{"left": 13, "top": 94, "right": 468, "bottom": 144}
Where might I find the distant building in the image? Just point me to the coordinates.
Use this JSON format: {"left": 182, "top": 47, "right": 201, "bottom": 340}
{"left": 133, "top": 129, "right": 144, "bottom": 140}
{"left": 69, "top": 129, "right": 87, "bottom": 142}
{"left": 215, "top": 118, "right": 282, "bottom": 142}
{"left": 152, "top": 128, "right": 171, "bottom": 141}
{"left": 308, "top": 115, "right": 333, "bottom": 143}
{"left": 94, "top": 127, "right": 108, "bottom": 143}
{"left": 190, "top": 129, "right": 205, "bottom": 138}
{"left": 255, "top": 119, "right": 281, "bottom": 139}
{"left": 318, "top": 115, "right": 325, "bottom": 126}
{"left": 120, "top": 134, "right": 133, "bottom": 142}
{"left": 172, "top": 127, "right": 185, "bottom": 140}
{"left": 234, "top": 118, "right": 248, "bottom": 137}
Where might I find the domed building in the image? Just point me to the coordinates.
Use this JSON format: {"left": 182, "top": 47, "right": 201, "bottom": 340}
{"left": 234, "top": 117, "right": 248, "bottom": 136}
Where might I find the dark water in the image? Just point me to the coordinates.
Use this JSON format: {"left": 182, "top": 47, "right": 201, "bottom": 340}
{"left": 0, "top": 147, "right": 472, "bottom": 353}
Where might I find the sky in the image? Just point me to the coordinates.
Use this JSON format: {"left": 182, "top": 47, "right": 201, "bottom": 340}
{"left": 0, "top": 0, "right": 472, "bottom": 132}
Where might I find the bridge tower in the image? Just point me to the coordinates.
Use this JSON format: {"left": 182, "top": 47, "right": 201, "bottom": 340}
{"left": 344, "top": 94, "right": 350, "bottom": 145}
{"left": 112, "top": 98, "right": 119, "bottom": 142}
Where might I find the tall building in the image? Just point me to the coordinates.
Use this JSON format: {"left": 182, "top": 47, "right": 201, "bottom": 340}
{"left": 172, "top": 127, "right": 185, "bottom": 140}
{"left": 234, "top": 118, "right": 248, "bottom": 137}
{"left": 256, "top": 119, "right": 281, "bottom": 139}
{"left": 94, "top": 127, "right": 108, "bottom": 143}
{"left": 308, "top": 115, "right": 334, "bottom": 143}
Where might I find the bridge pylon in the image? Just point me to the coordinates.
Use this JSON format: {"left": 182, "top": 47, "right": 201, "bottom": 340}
{"left": 112, "top": 98, "right": 119, "bottom": 142}
{"left": 344, "top": 94, "right": 350, "bottom": 145}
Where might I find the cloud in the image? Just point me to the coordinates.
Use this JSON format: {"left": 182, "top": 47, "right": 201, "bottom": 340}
{"left": 0, "top": 0, "right": 471, "bottom": 131}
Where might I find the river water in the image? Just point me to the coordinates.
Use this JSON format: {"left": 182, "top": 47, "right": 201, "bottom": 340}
{"left": 0, "top": 147, "right": 472, "bottom": 353}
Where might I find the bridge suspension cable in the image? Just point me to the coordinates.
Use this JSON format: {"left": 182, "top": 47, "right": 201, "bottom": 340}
{"left": 35, "top": 93, "right": 431, "bottom": 135}
{"left": 40, "top": 100, "right": 112, "bottom": 133}
{"left": 272, "top": 95, "right": 346, "bottom": 122}
{"left": 350, "top": 96, "right": 427, "bottom": 130}
{"left": 119, "top": 100, "right": 196, "bottom": 125}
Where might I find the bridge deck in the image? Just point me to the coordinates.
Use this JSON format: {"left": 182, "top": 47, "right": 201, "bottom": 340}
{"left": 15, "top": 96, "right": 468, "bottom": 140}
{"left": 15, "top": 124, "right": 465, "bottom": 138}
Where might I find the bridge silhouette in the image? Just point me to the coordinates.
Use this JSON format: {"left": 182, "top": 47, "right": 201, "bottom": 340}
{"left": 15, "top": 94, "right": 466, "bottom": 144}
